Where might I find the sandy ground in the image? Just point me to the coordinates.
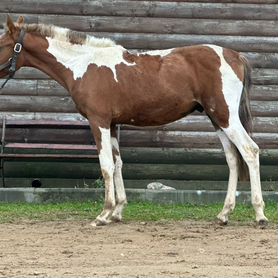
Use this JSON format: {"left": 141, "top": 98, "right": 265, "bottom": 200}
{"left": 0, "top": 220, "right": 276, "bottom": 277}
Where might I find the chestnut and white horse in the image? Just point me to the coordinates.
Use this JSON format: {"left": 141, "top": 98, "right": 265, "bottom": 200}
{"left": 0, "top": 16, "right": 268, "bottom": 226}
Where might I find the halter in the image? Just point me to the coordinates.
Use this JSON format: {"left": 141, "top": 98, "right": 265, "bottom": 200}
{"left": 0, "top": 29, "right": 25, "bottom": 89}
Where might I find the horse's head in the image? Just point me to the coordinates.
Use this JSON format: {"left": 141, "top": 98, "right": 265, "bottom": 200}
{"left": 0, "top": 15, "right": 25, "bottom": 82}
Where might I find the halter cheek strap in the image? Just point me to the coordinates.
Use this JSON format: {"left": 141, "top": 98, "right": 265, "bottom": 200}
{"left": 0, "top": 29, "right": 25, "bottom": 89}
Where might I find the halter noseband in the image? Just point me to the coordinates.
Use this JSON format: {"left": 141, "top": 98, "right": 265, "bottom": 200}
{"left": 0, "top": 29, "right": 25, "bottom": 89}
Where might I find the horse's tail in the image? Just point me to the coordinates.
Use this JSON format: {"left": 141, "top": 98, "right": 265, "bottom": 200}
{"left": 236, "top": 55, "right": 253, "bottom": 181}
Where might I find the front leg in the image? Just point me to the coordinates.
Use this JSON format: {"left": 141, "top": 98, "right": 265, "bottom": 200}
{"left": 90, "top": 122, "right": 115, "bottom": 226}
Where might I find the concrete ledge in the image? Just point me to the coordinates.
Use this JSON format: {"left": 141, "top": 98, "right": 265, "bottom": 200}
{"left": 0, "top": 188, "right": 277, "bottom": 204}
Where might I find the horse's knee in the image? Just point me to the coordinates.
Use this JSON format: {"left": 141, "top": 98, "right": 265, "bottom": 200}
{"left": 242, "top": 143, "right": 259, "bottom": 166}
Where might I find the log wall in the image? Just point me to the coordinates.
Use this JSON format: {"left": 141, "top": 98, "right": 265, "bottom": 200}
{"left": 0, "top": 1, "right": 277, "bottom": 187}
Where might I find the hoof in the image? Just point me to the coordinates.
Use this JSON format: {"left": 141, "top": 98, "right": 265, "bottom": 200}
{"left": 217, "top": 214, "right": 228, "bottom": 226}
{"left": 110, "top": 215, "right": 122, "bottom": 223}
{"left": 218, "top": 219, "right": 228, "bottom": 226}
{"left": 90, "top": 217, "right": 111, "bottom": 227}
{"left": 258, "top": 219, "right": 268, "bottom": 229}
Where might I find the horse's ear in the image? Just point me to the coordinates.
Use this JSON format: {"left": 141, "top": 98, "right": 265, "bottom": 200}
{"left": 17, "top": 16, "right": 25, "bottom": 25}
{"left": 6, "top": 15, "right": 16, "bottom": 34}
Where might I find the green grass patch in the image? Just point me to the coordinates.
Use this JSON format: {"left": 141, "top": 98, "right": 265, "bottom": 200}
{"left": 0, "top": 201, "right": 277, "bottom": 224}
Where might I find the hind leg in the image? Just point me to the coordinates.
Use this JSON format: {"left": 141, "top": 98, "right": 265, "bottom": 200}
{"left": 216, "top": 130, "right": 239, "bottom": 224}
{"left": 223, "top": 120, "right": 268, "bottom": 225}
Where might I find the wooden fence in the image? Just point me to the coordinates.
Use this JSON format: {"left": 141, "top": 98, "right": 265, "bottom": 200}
{"left": 0, "top": 0, "right": 277, "bottom": 189}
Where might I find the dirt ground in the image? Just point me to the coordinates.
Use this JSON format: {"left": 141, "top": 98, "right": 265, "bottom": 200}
{"left": 0, "top": 220, "right": 276, "bottom": 277}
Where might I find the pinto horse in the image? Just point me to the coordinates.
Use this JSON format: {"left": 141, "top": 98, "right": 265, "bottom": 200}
{"left": 0, "top": 16, "right": 268, "bottom": 226}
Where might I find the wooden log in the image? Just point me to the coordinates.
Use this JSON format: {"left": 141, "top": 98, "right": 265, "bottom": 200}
{"left": 0, "top": 80, "right": 67, "bottom": 96}
{"left": 0, "top": 95, "right": 76, "bottom": 113}
{"left": 252, "top": 69, "right": 278, "bottom": 85}
{"left": 0, "top": 94, "right": 276, "bottom": 116}
{"left": 0, "top": 115, "right": 277, "bottom": 135}
{"left": 3, "top": 161, "right": 276, "bottom": 180}
{"left": 0, "top": 112, "right": 86, "bottom": 122}
{"left": 252, "top": 85, "right": 278, "bottom": 101}
{"left": 121, "top": 116, "right": 278, "bottom": 133}
{"left": 13, "top": 67, "right": 48, "bottom": 79}
{"left": 37, "top": 15, "right": 278, "bottom": 37}
{"left": 1, "top": 29, "right": 277, "bottom": 53}
{"left": 1, "top": 123, "right": 277, "bottom": 148}
{"left": 120, "top": 148, "right": 278, "bottom": 165}
{"left": 244, "top": 53, "right": 278, "bottom": 69}
{"left": 5, "top": 67, "right": 278, "bottom": 87}
{"left": 95, "top": 33, "right": 278, "bottom": 53}
{"left": 5, "top": 14, "right": 278, "bottom": 36}
{"left": 1, "top": 79, "right": 278, "bottom": 101}
{"left": 1, "top": 2, "right": 277, "bottom": 20}
{"left": 119, "top": 130, "right": 278, "bottom": 149}
{"left": 130, "top": 0, "right": 278, "bottom": 3}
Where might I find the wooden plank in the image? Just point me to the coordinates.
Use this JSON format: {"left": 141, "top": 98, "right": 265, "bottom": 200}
{"left": 0, "top": 80, "right": 67, "bottom": 96}
{"left": 1, "top": 79, "right": 278, "bottom": 101}
{"left": 244, "top": 53, "right": 278, "bottom": 69}
{"left": 0, "top": 115, "right": 277, "bottom": 134}
{"left": 119, "top": 130, "right": 278, "bottom": 149}
{"left": 96, "top": 33, "right": 278, "bottom": 52}
{"left": 119, "top": 148, "right": 278, "bottom": 165}
{"left": 122, "top": 116, "right": 278, "bottom": 133}
{"left": 1, "top": 124, "right": 277, "bottom": 148}
{"left": 250, "top": 101, "right": 278, "bottom": 117}
{"left": 0, "top": 112, "right": 86, "bottom": 122}
{"left": 0, "top": 94, "right": 276, "bottom": 116}
{"left": 130, "top": 0, "right": 278, "bottom": 3}
{"left": 0, "top": 95, "right": 76, "bottom": 113}
{"left": 37, "top": 15, "right": 278, "bottom": 36}
{"left": 4, "top": 14, "right": 278, "bottom": 37}
{"left": 7, "top": 67, "right": 278, "bottom": 87}
{"left": 252, "top": 85, "right": 278, "bottom": 101}
{"left": 252, "top": 68, "right": 278, "bottom": 85}
{"left": 4, "top": 143, "right": 96, "bottom": 151}
{"left": 1, "top": 29, "right": 277, "bottom": 53}
{"left": 3, "top": 128, "right": 92, "bottom": 145}
{"left": 1, "top": 2, "right": 277, "bottom": 20}
{"left": 3, "top": 161, "right": 276, "bottom": 180}
{"left": 13, "top": 67, "right": 48, "bottom": 79}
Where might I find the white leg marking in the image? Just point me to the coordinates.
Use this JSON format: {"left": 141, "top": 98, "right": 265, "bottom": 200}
{"left": 207, "top": 45, "right": 267, "bottom": 224}
{"left": 223, "top": 124, "right": 268, "bottom": 223}
{"left": 216, "top": 130, "right": 238, "bottom": 224}
{"left": 91, "top": 127, "right": 115, "bottom": 226}
{"left": 110, "top": 137, "right": 127, "bottom": 222}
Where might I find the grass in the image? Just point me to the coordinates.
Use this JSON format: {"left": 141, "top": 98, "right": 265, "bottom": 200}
{"left": 0, "top": 201, "right": 277, "bottom": 224}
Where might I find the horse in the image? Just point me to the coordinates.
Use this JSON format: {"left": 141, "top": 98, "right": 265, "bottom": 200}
{"left": 0, "top": 16, "right": 268, "bottom": 227}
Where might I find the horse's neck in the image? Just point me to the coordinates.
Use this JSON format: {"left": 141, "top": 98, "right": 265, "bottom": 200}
{"left": 24, "top": 34, "right": 75, "bottom": 91}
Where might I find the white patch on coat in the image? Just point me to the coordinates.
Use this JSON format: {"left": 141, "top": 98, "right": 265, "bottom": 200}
{"left": 46, "top": 37, "right": 135, "bottom": 82}
{"left": 138, "top": 49, "right": 173, "bottom": 57}
{"left": 204, "top": 44, "right": 243, "bottom": 125}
